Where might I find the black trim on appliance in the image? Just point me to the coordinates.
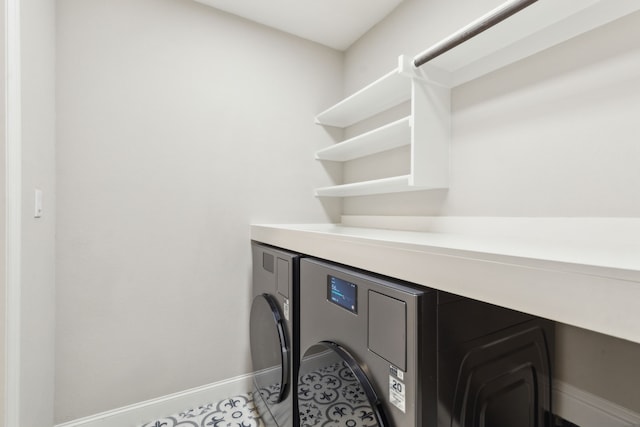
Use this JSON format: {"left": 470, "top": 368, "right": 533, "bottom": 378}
{"left": 298, "top": 341, "right": 389, "bottom": 427}
{"left": 250, "top": 293, "right": 289, "bottom": 404}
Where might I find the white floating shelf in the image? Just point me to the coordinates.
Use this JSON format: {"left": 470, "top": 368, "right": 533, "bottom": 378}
{"left": 314, "top": 57, "right": 450, "bottom": 198}
{"left": 420, "top": 0, "right": 640, "bottom": 88}
{"left": 315, "top": 175, "right": 437, "bottom": 198}
{"left": 315, "top": 57, "right": 418, "bottom": 128}
{"left": 315, "top": 116, "right": 412, "bottom": 162}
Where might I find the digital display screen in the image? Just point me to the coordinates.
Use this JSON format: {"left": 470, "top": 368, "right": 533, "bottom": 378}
{"left": 328, "top": 275, "right": 357, "bottom": 313}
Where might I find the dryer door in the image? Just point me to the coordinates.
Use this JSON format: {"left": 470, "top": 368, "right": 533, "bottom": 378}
{"left": 250, "top": 293, "right": 289, "bottom": 404}
{"left": 297, "top": 341, "right": 388, "bottom": 427}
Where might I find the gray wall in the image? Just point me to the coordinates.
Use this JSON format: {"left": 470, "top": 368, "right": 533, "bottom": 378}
{"left": 19, "top": 0, "right": 57, "bottom": 425}
{"left": 55, "top": 0, "right": 341, "bottom": 423}
{"left": 343, "top": 0, "right": 640, "bottom": 413}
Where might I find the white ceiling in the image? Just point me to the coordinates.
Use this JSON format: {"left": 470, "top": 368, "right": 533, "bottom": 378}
{"left": 193, "top": 0, "right": 405, "bottom": 51}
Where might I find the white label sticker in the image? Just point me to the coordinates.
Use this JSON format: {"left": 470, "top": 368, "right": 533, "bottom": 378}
{"left": 389, "top": 376, "right": 406, "bottom": 413}
{"left": 283, "top": 299, "right": 290, "bottom": 321}
{"left": 389, "top": 365, "right": 404, "bottom": 381}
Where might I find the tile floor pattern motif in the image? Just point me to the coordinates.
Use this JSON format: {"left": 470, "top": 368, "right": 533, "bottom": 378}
{"left": 141, "top": 359, "right": 375, "bottom": 427}
{"left": 140, "top": 362, "right": 580, "bottom": 427}
{"left": 296, "top": 361, "right": 378, "bottom": 427}
{"left": 140, "top": 393, "right": 263, "bottom": 427}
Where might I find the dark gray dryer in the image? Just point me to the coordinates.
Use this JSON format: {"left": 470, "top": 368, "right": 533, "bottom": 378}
{"left": 250, "top": 242, "right": 302, "bottom": 427}
{"left": 298, "top": 257, "right": 554, "bottom": 427}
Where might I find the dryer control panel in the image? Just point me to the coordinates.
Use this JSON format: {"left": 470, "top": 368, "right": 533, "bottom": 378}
{"left": 327, "top": 275, "right": 358, "bottom": 313}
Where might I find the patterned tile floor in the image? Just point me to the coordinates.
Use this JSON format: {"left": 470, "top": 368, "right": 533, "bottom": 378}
{"left": 140, "top": 357, "right": 579, "bottom": 427}
{"left": 297, "top": 360, "right": 378, "bottom": 427}
{"left": 140, "top": 393, "right": 263, "bottom": 427}
{"left": 139, "top": 356, "right": 370, "bottom": 427}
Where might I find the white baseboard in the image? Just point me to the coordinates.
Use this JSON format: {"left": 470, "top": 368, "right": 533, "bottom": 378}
{"left": 54, "top": 373, "right": 253, "bottom": 427}
{"left": 554, "top": 380, "right": 640, "bottom": 427}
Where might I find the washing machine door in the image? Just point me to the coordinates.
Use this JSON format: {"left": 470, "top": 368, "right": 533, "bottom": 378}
{"left": 297, "top": 341, "right": 388, "bottom": 427}
{"left": 250, "top": 293, "right": 289, "bottom": 404}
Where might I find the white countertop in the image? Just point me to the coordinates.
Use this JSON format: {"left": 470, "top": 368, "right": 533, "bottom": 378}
{"left": 251, "top": 217, "right": 640, "bottom": 345}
